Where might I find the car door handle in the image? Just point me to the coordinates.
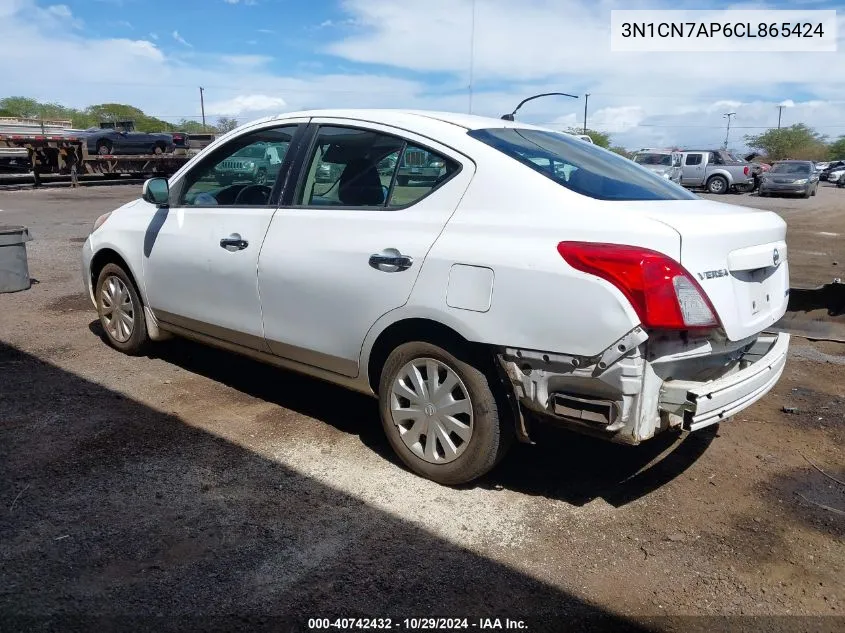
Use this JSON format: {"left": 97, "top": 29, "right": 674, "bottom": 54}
{"left": 369, "top": 249, "right": 413, "bottom": 272}
{"left": 220, "top": 234, "right": 249, "bottom": 251}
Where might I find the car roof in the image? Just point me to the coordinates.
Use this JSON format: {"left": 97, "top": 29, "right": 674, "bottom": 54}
{"left": 267, "top": 108, "right": 558, "bottom": 132}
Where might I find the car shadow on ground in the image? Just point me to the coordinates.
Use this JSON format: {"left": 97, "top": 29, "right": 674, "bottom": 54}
{"left": 0, "top": 340, "right": 651, "bottom": 632}
{"left": 88, "top": 324, "right": 716, "bottom": 510}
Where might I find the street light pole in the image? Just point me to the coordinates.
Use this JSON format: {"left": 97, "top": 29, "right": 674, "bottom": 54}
{"left": 501, "top": 92, "right": 579, "bottom": 121}
{"left": 583, "top": 93, "right": 590, "bottom": 134}
{"left": 723, "top": 112, "right": 736, "bottom": 149}
{"left": 777, "top": 105, "right": 784, "bottom": 129}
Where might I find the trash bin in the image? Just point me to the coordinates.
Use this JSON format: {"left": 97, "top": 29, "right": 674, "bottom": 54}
{"left": 0, "top": 226, "right": 34, "bottom": 293}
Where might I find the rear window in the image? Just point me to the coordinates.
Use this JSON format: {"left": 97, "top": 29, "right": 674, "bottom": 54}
{"left": 468, "top": 128, "right": 696, "bottom": 201}
{"left": 634, "top": 153, "right": 672, "bottom": 166}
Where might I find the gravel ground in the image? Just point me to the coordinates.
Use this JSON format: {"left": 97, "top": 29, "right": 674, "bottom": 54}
{"left": 1, "top": 185, "right": 843, "bottom": 632}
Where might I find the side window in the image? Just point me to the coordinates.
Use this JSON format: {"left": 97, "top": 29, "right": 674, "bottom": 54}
{"left": 179, "top": 125, "right": 298, "bottom": 207}
{"left": 685, "top": 154, "right": 702, "bottom": 166}
{"left": 388, "top": 144, "right": 459, "bottom": 206}
{"left": 709, "top": 152, "right": 724, "bottom": 165}
{"left": 298, "top": 126, "right": 404, "bottom": 207}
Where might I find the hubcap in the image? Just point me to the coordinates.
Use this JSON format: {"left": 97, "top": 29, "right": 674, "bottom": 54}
{"left": 711, "top": 180, "right": 724, "bottom": 192}
{"left": 389, "top": 357, "right": 474, "bottom": 464}
{"left": 100, "top": 275, "right": 135, "bottom": 343}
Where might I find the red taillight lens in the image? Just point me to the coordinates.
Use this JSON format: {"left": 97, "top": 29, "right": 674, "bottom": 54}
{"left": 557, "top": 242, "right": 720, "bottom": 330}
{"left": 744, "top": 166, "right": 750, "bottom": 176}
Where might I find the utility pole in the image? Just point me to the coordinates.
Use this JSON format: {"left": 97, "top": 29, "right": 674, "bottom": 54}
{"left": 467, "top": 0, "right": 476, "bottom": 114}
{"left": 583, "top": 93, "right": 590, "bottom": 134}
{"left": 199, "top": 86, "right": 206, "bottom": 131}
{"left": 776, "top": 105, "right": 784, "bottom": 129}
{"left": 723, "top": 112, "right": 736, "bottom": 149}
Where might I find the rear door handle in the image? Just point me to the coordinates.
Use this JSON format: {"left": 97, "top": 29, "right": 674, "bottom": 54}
{"left": 369, "top": 248, "right": 413, "bottom": 272}
{"left": 220, "top": 233, "right": 249, "bottom": 251}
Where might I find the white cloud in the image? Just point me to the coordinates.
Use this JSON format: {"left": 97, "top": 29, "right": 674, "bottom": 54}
{"left": 45, "top": 4, "right": 71, "bottom": 18}
{"left": 206, "top": 94, "right": 287, "bottom": 115}
{"left": 257, "top": 28, "right": 275, "bottom": 34}
{"left": 149, "top": 32, "right": 158, "bottom": 40}
{"left": 219, "top": 54, "right": 272, "bottom": 68}
{"left": 172, "top": 30, "right": 192, "bottom": 47}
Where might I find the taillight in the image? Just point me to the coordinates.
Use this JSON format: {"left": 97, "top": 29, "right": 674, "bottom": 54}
{"left": 743, "top": 166, "right": 749, "bottom": 176}
{"left": 557, "top": 242, "right": 720, "bottom": 330}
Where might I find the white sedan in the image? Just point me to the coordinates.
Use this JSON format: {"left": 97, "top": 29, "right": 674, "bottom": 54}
{"left": 82, "top": 109, "right": 790, "bottom": 485}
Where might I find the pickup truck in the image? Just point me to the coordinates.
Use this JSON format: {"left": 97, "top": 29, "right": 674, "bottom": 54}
{"left": 680, "top": 149, "right": 753, "bottom": 194}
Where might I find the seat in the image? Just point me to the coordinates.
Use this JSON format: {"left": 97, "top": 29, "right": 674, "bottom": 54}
{"left": 338, "top": 159, "right": 385, "bottom": 206}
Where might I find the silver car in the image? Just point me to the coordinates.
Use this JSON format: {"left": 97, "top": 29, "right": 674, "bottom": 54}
{"left": 631, "top": 150, "right": 683, "bottom": 184}
{"left": 759, "top": 161, "right": 819, "bottom": 198}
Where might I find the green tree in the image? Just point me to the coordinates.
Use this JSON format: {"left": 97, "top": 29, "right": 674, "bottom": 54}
{"left": 745, "top": 124, "right": 828, "bottom": 161}
{"left": 216, "top": 117, "right": 239, "bottom": 133}
{"left": 567, "top": 127, "right": 611, "bottom": 148}
{"left": 0, "top": 96, "right": 41, "bottom": 117}
{"left": 176, "top": 118, "right": 218, "bottom": 134}
{"left": 609, "top": 146, "right": 632, "bottom": 158}
{"left": 828, "top": 136, "right": 845, "bottom": 160}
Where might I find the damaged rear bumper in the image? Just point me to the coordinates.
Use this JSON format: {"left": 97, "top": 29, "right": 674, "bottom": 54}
{"left": 658, "top": 333, "right": 789, "bottom": 432}
{"left": 498, "top": 330, "right": 790, "bottom": 445}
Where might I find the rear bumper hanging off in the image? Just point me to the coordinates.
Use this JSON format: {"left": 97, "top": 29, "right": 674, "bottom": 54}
{"left": 658, "top": 333, "right": 790, "bottom": 431}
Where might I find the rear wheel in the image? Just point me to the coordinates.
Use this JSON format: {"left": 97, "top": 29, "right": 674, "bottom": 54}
{"left": 96, "top": 140, "right": 112, "bottom": 155}
{"left": 378, "top": 341, "right": 512, "bottom": 485}
{"left": 95, "top": 263, "right": 148, "bottom": 355}
{"left": 706, "top": 175, "right": 728, "bottom": 194}
{"left": 152, "top": 143, "right": 165, "bottom": 155}
{"left": 255, "top": 168, "right": 267, "bottom": 185}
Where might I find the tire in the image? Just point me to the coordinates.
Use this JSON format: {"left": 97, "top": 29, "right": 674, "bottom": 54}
{"left": 255, "top": 168, "right": 267, "bottom": 185}
{"left": 396, "top": 175, "right": 409, "bottom": 186}
{"left": 811, "top": 183, "right": 818, "bottom": 196}
{"left": 706, "top": 175, "right": 728, "bottom": 194}
{"left": 152, "top": 143, "right": 165, "bottom": 155}
{"left": 803, "top": 186, "right": 812, "bottom": 199}
{"left": 95, "top": 263, "right": 149, "bottom": 355}
{"left": 96, "top": 140, "right": 112, "bottom": 155}
{"left": 378, "top": 341, "right": 512, "bottom": 485}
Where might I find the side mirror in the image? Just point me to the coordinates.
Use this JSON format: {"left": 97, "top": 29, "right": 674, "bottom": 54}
{"left": 142, "top": 177, "right": 170, "bottom": 206}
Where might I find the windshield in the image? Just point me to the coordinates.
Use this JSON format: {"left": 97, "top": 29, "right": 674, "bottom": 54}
{"left": 634, "top": 153, "right": 672, "bottom": 166}
{"left": 771, "top": 163, "right": 811, "bottom": 175}
{"left": 469, "top": 128, "right": 696, "bottom": 201}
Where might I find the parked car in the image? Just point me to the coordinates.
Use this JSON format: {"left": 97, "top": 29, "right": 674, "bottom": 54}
{"left": 396, "top": 146, "right": 448, "bottom": 186}
{"left": 631, "top": 150, "right": 683, "bottom": 184}
{"left": 759, "top": 160, "right": 819, "bottom": 198}
{"left": 820, "top": 160, "right": 845, "bottom": 182}
{"left": 828, "top": 169, "right": 845, "bottom": 184}
{"left": 79, "top": 120, "right": 174, "bottom": 156}
{"left": 82, "top": 110, "right": 790, "bottom": 485}
{"left": 213, "top": 141, "right": 287, "bottom": 186}
{"left": 679, "top": 149, "right": 753, "bottom": 194}
{"left": 839, "top": 173, "right": 845, "bottom": 188}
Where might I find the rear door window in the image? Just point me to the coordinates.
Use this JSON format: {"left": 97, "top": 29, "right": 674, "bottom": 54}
{"left": 685, "top": 154, "right": 702, "bottom": 166}
{"left": 469, "top": 128, "right": 696, "bottom": 201}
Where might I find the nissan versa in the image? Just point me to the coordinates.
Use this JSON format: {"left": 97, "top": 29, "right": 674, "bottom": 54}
{"left": 82, "top": 110, "right": 790, "bottom": 485}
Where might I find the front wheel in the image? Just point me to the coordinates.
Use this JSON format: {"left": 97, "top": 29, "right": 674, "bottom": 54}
{"left": 95, "top": 263, "right": 149, "bottom": 355}
{"left": 706, "top": 175, "right": 728, "bottom": 194}
{"left": 378, "top": 341, "right": 512, "bottom": 485}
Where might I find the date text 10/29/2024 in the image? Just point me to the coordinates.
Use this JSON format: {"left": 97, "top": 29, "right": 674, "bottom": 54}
{"left": 307, "top": 618, "right": 528, "bottom": 630}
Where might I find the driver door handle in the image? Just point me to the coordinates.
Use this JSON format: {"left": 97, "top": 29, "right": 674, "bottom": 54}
{"left": 220, "top": 234, "right": 249, "bottom": 251}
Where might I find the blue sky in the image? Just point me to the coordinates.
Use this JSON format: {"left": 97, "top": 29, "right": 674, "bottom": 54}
{"left": 2, "top": 0, "right": 843, "bottom": 150}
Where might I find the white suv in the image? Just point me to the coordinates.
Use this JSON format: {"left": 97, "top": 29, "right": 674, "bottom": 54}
{"left": 82, "top": 110, "right": 790, "bottom": 485}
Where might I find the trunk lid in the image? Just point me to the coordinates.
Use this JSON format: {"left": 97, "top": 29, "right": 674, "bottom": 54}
{"left": 625, "top": 199, "right": 789, "bottom": 341}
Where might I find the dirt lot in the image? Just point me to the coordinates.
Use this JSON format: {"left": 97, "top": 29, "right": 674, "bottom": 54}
{"left": 1, "top": 185, "right": 843, "bottom": 632}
